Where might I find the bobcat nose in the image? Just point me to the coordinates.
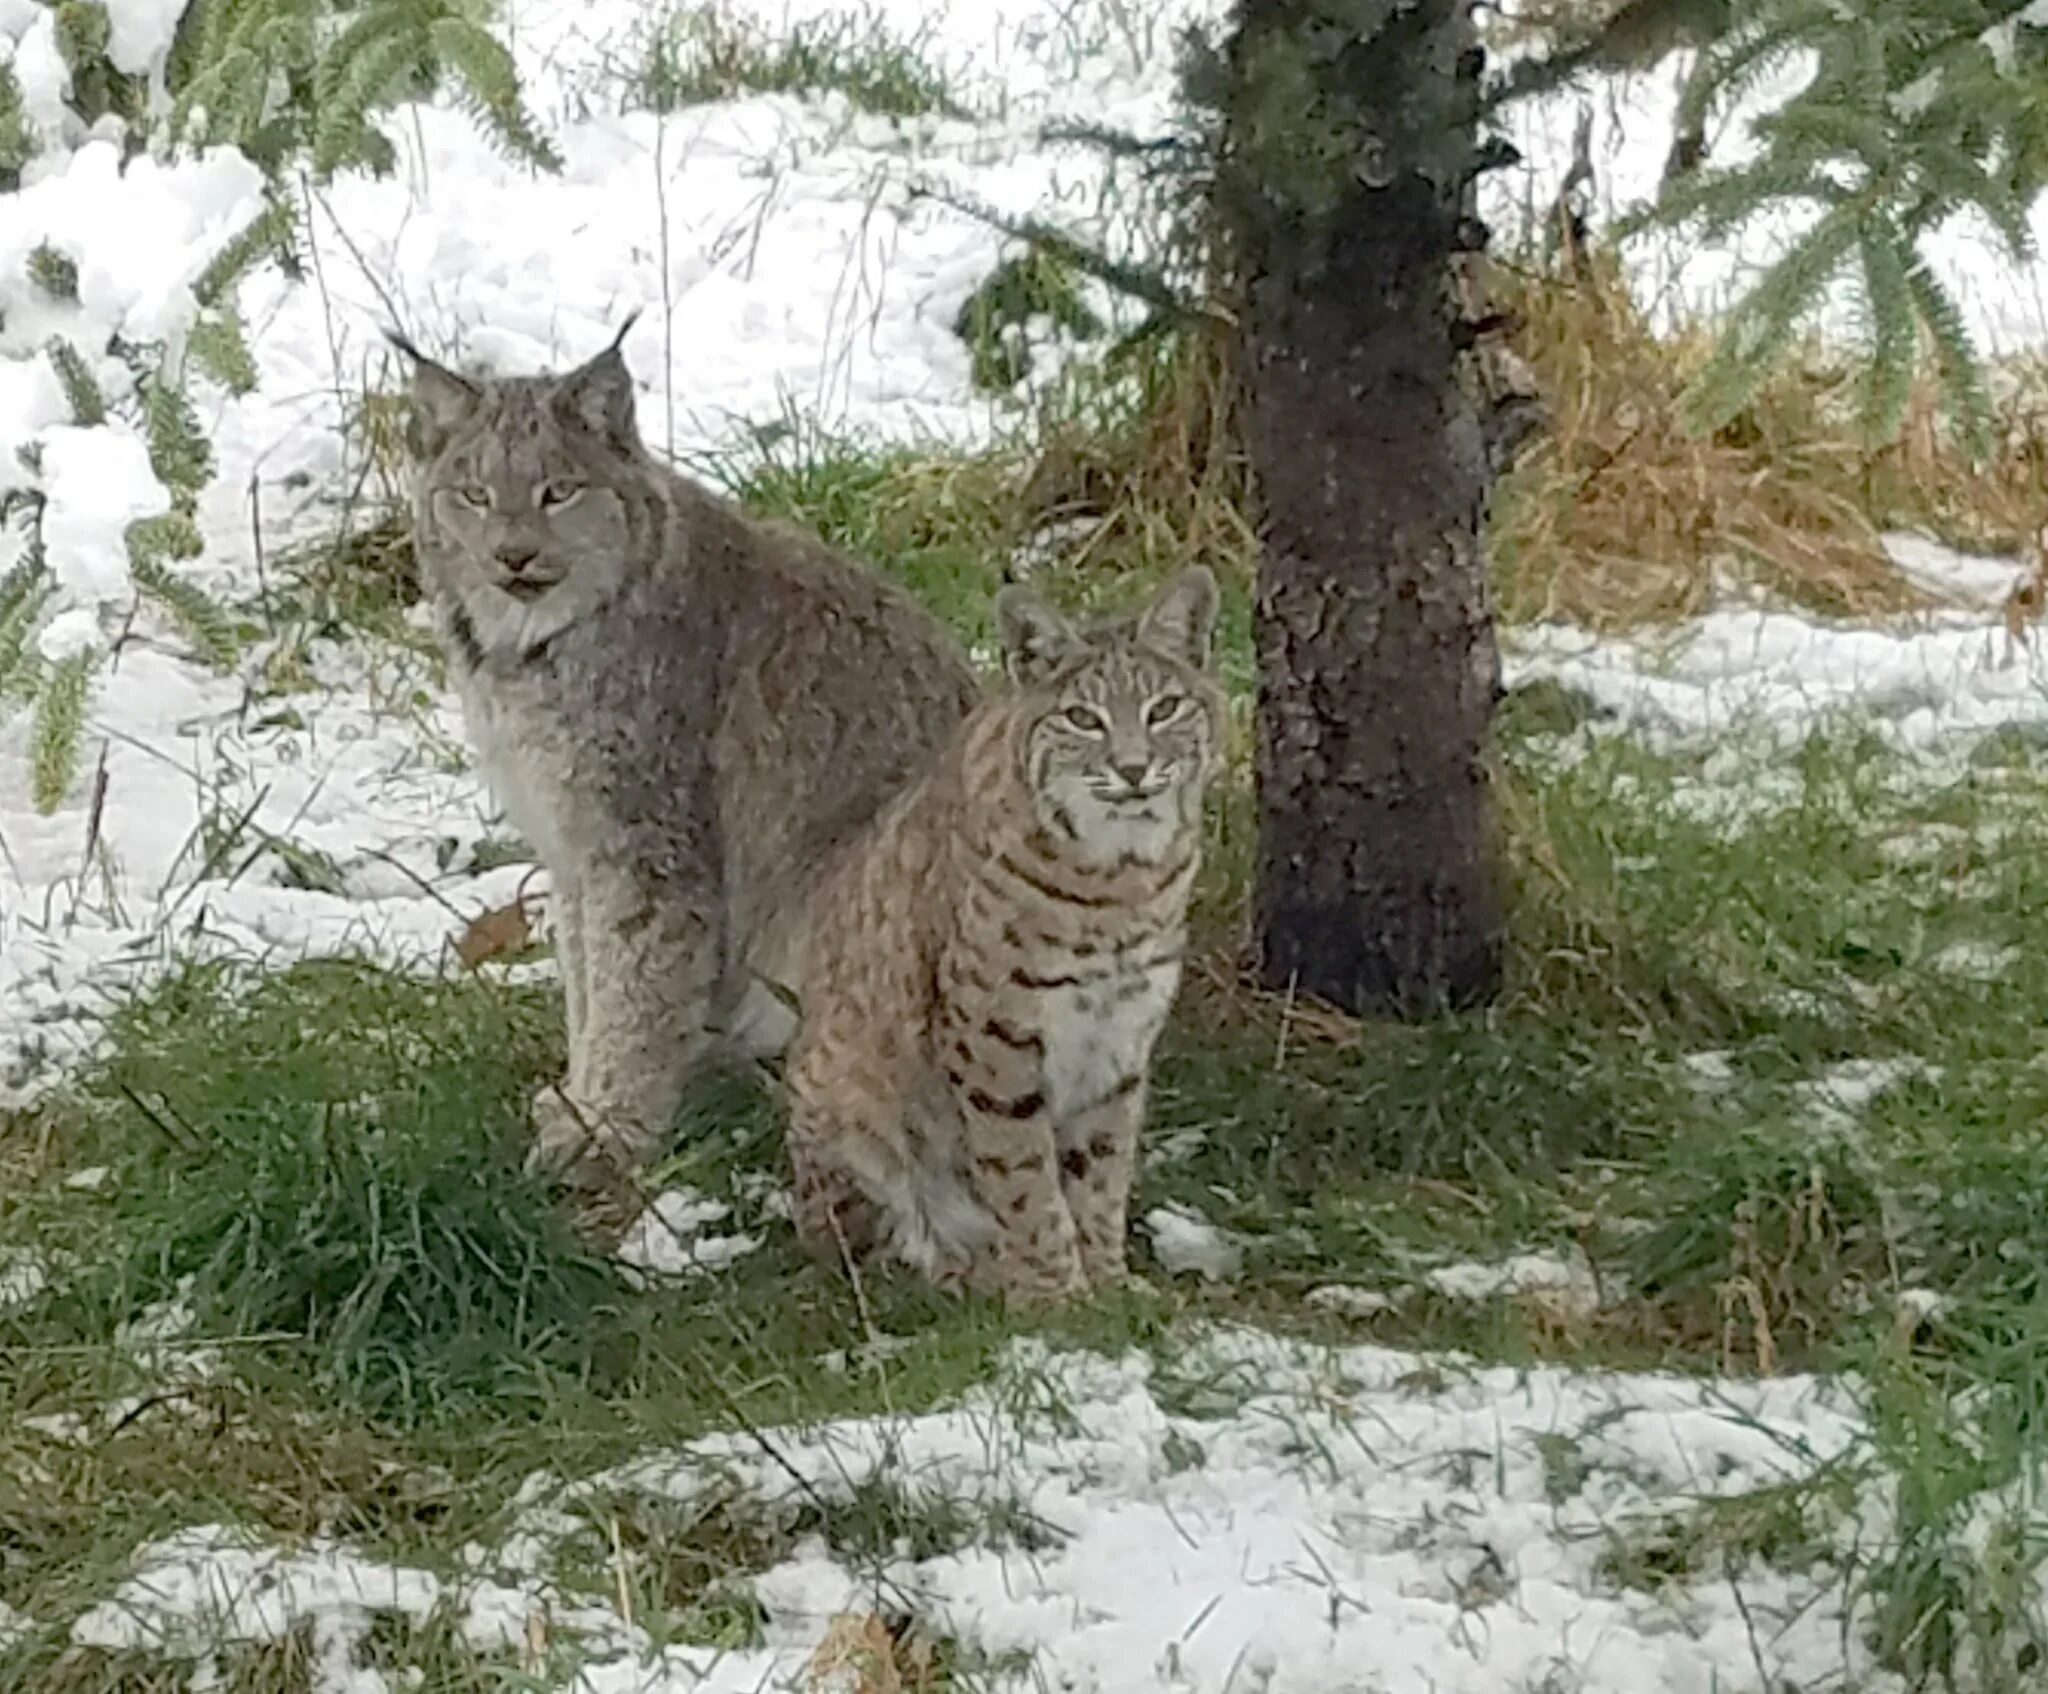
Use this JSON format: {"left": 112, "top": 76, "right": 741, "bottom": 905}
{"left": 1111, "top": 759, "right": 1150, "bottom": 790}
{"left": 495, "top": 543, "right": 541, "bottom": 575}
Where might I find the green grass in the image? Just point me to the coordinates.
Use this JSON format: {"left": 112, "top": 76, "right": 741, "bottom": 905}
{"left": 631, "top": 2, "right": 970, "bottom": 121}
{"left": 10, "top": 337, "right": 2048, "bottom": 1687}
{"left": 7, "top": 701, "right": 2048, "bottom": 1686}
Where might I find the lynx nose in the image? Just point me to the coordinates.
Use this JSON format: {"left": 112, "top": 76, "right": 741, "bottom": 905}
{"left": 495, "top": 543, "right": 541, "bottom": 575}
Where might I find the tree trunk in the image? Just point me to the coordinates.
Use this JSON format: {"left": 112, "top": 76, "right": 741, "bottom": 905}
{"left": 1224, "top": 0, "right": 1506, "bottom": 1014}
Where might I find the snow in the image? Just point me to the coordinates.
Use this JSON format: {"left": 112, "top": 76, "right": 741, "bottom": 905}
{"left": 7, "top": 12, "right": 71, "bottom": 143}
{"left": 1143, "top": 1202, "right": 1243, "bottom": 1282}
{"left": 615, "top": 1186, "right": 764, "bottom": 1281}
{"left": 63, "top": 1334, "right": 1893, "bottom": 1694}
{"left": 1304, "top": 1283, "right": 1397, "bottom": 1318}
{"left": 0, "top": 1245, "right": 47, "bottom": 1311}
{"left": 1930, "top": 940, "right": 2019, "bottom": 980}
{"left": 1883, "top": 532, "right": 2036, "bottom": 609}
{"left": 1423, "top": 1250, "right": 1604, "bottom": 1318}
{"left": 1504, "top": 596, "right": 2048, "bottom": 754}
{"left": 37, "top": 425, "right": 169, "bottom": 601}
{"left": 1795, "top": 1058, "right": 1931, "bottom": 1138}
{"left": 102, "top": 0, "right": 188, "bottom": 78}
{"left": 0, "top": 139, "right": 266, "bottom": 350}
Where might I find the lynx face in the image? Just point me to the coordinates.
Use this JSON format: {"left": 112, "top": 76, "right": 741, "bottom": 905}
{"left": 996, "top": 568, "right": 1224, "bottom": 865}
{"left": 400, "top": 336, "right": 655, "bottom": 657}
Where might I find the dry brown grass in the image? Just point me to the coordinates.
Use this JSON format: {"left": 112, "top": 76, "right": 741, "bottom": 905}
{"left": 1010, "top": 319, "right": 1257, "bottom": 590}
{"left": 1488, "top": 251, "right": 2048, "bottom": 629}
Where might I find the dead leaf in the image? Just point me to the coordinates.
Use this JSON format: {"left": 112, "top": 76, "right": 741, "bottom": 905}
{"left": 805, "top": 1612, "right": 920, "bottom": 1694}
{"left": 454, "top": 897, "right": 532, "bottom": 970}
{"left": 523, "top": 1610, "right": 548, "bottom": 1674}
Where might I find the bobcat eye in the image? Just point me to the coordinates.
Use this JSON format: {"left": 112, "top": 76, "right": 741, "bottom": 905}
{"left": 539, "top": 479, "right": 585, "bottom": 510}
{"left": 1146, "top": 693, "right": 1187, "bottom": 727}
{"left": 1061, "top": 704, "right": 1107, "bottom": 735}
{"left": 453, "top": 484, "right": 491, "bottom": 509}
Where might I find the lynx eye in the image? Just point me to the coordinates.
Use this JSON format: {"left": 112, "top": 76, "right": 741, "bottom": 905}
{"left": 538, "top": 479, "right": 585, "bottom": 510}
{"left": 453, "top": 483, "right": 491, "bottom": 509}
{"left": 1061, "top": 704, "right": 1107, "bottom": 735}
{"left": 1146, "top": 693, "right": 1187, "bottom": 728}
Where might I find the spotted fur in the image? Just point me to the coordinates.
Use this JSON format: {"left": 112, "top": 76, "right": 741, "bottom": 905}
{"left": 785, "top": 568, "right": 1224, "bottom": 1302}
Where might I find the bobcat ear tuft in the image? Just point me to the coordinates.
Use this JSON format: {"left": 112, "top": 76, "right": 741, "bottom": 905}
{"left": 995, "top": 586, "right": 1083, "bottom": 686}
{"left": 554, "top": 319, "right": 643, "bottom": 447}
{"left": 386, "top": 328, "right": 479, "bottom": 461}
{"left": 1136, "top": 566, "right": 1219, "bottom": 668}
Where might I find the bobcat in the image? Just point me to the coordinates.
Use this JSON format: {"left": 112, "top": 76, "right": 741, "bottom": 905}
{"left": 785, "top": 567, "right": 1224, "bottom": 1302}
{"left": 391, "top": 324, "right": 978, "bottom": 1205}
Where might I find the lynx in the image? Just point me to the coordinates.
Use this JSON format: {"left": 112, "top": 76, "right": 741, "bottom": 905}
{"left": 391, "top": 324, "right": 978, "bottom": 1207}
{"left": 785, "top": 567, "right": 1224, "bottom": 1301}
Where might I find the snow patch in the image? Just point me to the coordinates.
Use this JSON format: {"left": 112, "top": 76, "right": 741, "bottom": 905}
{"left": 0, "top": 1245, "right": 48, "bottom": 1311}
{"left": 1305, "top": 1284, "right": 1397, "bottom": 1318}
{"left": 37, "top": 424, "right": 169, "bottom": 602}
{"left": 615, "top": 1188, "right": 763, "bottom": 1283}
{"left": 1796, "top": 1058, "right": 1932, "bottom": 1136}
{"left": 1422, "top": 1249, "right": 1604, "bottom": 1318}
{"left": 63, "top": 1334, "right": 1883, "bottom": 1694}
{"left": 1143, "top": 1202, "right": 1242, "bottom": 1281}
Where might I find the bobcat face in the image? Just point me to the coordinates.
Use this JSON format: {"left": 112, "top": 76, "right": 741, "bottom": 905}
{"left": 397, "top": 331, "right": 653, "bottom": 658}
{"left": 996, "top": 567, "right": 1224, "bottom": 865}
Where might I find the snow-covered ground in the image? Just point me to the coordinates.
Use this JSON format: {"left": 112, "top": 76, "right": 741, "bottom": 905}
{"left": 64, "top": 1330, "right": 1893, "bottom": 1694}
{"left": 4, "top": 1, "right": 2048, "bottom": 1689}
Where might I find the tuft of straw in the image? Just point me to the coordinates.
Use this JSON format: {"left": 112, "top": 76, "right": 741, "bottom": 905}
{"left": 1488, "top": 250, "right": 2047, "bottom": 629}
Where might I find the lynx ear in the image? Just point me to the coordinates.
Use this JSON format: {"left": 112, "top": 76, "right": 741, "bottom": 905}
{"left": 385, "top": 328, "right": 479, "bottom": 460}
{"left": 995, "top": 585, "right": 1084, "bottom": 686}
{"left": 1136, "top": 566, "right": 1219, "bottom": 668}
{"left": 553, "top": 313, "right": 642, "bottom": 446}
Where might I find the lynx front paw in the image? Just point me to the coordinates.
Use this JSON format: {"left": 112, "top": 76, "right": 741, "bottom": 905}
{"left": 526, "top": 1087, "right": 645, "bottom": 1246}
{"left": 525, "top": 1085, "right": 651, "bottom": 1189}
{"left": 526, "top": 1085, "right": 604, "bottom": 1178}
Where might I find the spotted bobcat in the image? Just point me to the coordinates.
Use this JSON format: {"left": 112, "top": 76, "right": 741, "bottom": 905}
{"left": 785, "top": 567, "right": 1224, "bottom": 1301}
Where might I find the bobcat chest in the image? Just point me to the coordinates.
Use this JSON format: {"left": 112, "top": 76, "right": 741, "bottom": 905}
{"left": 1036, "top": 956, "right": 1180, "bottom": 1119}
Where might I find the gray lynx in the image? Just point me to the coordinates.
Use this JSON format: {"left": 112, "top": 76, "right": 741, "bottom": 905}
{"left": 785, "top": 568, "right": 1223, "bottom": 1302}
{"left": 391, "top": 325, "right": 978, "bottom": 1203}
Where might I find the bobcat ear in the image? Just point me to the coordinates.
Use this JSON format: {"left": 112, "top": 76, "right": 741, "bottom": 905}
{"left": 995, "top": 585, "right": 1083, "bottom": 686}
{"left": 385, "top": 327, "right": 478, "bottom": 460}
{"left": 1136, "top": 566, "right": 1219, "bottom": 668}
{"left": 553, "top": 313, "right": 642, "bottom": 446}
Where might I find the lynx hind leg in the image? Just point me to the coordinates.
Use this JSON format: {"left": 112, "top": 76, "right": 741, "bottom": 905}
{"left": 1058, "top": 1078, "right": 1147, "bottom": 1289}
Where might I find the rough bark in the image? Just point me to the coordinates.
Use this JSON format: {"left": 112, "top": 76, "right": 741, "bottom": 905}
{"left": 1226, "top": 0, "right": 1506, "bottom": 1013}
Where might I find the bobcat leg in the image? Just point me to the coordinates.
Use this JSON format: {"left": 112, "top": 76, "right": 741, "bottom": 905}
{"left": 1056, "top": 1078, "right": 1146, "bottom": 1288}
{"left": 958, "top": 1088, "right": 1084, "bottom": 1305}
{"left": 528, "top": 876, "right": 718, "bottom": 1187}
{"left": 785, "top": 1100, "right": 881, "bottom": 1262}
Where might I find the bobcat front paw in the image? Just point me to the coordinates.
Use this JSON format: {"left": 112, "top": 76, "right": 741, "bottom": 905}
{"left": 971, "top": 1252, "right": 1087, "bottom": 1308}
